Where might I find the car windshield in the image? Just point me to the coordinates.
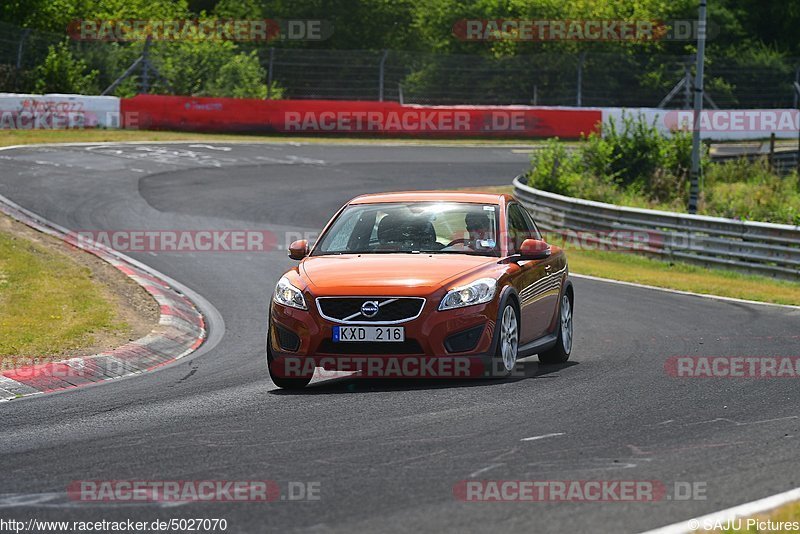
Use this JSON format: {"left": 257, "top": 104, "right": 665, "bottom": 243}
{"left": 312, "top": 202, "right": 500, "bottom": 257}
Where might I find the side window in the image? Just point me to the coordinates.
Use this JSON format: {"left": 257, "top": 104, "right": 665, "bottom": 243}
{"left": 506, "top": 203, "right": 533, "bottom": 252}
{"left": 519, "top": 207, "right": 542, "bottom": 240}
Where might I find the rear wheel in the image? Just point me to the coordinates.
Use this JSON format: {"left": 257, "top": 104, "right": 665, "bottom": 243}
{"left": 490, "top": 303, "right": 519, "bottom": 377}
{"left": 538, "top": 292, "right": 573, "bottom": 364}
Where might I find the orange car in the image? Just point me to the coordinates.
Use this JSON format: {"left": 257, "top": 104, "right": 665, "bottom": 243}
{"left": 267, "top": 191, "right": 573, "bottom": 389}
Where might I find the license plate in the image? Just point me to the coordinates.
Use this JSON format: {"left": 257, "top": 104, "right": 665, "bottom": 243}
{"left": 332, "top": 326, "right": 405, "bottom": 342}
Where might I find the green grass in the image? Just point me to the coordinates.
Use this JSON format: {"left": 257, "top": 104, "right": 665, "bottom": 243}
{"left": 559, "top": 241, "right": 800, "bottom": 306}
{"left": 0, "top": 228, "right": 126, "bottom": 362}
{"left": 716, "top": 501, "right": 800, "bottom": 532}
{"left": 0, "top": 129, "right": 547, "bottom": 148}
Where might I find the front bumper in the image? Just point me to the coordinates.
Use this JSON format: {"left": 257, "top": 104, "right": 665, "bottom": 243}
{"left": 268, "top": 296, "right": 500, "bottom": 377}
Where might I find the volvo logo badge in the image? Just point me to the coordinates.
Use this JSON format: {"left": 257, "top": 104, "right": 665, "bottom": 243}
{"left": 361, "top": 301, "right": 380, "bottom": 318}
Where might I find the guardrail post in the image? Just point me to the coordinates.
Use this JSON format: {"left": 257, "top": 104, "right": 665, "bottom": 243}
{"left": 14, "top": 28, "right": 30, "bottom": 92}
{"left": 794, "top": 66, "right": 800, "bottom": 109}
{"left": 378, "top": 49, "right": 389, "bottom": 102}
{"left": 267, "top": 47, "right": 275, "bottom": 99}
{"left": 576, "top": 51, "right": 585, "bottom": 107}
{"left": 794, "top": 81, "right": 800, "bottom": 173}
{"left": 769, "top": 133, "right": 776, "bottom": 171}
{"left": 683, "top": 64, "right": 692, "bottom": 109}
{"left": 688, "top": 1, "right": 707, "bottom": 215}
{"left": 141, "top": 37, "right": 151, "bottom": 94}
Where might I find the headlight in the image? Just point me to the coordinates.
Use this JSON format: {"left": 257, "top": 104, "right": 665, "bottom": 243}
{"left": 439, "top": 277, "right": 497, "bottom": 310}
{"left": 274, "top": 276, "right": 307, "bottom": 310}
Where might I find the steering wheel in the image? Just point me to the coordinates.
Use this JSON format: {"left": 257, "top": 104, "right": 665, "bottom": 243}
{"left": 444, "top": 238, "right": 469, "bottom": 248}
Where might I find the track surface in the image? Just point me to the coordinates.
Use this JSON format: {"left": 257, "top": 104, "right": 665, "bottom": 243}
{"left": 0, "top": 142, "right": 798, "bottom": 533}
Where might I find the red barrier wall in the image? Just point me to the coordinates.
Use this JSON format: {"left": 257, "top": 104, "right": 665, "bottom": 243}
{"left": 121, "top": 95, "right": 601, "bottom": 138}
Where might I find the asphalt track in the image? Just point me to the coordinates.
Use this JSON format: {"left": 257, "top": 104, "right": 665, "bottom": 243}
{"left": 0, "top": 142, "right": 798, "bottom": 533}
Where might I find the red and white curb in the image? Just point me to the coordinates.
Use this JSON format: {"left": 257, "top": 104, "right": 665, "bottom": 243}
{"left": 0, "top": 195, "right": 207, "bottom": 401}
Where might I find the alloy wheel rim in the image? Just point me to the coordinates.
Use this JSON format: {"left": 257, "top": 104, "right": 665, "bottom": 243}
{"left": 500, "top": 305, "right": 518, "bottom": 371}
{"left": 561, "top": 295, "right": 573, "bottom": 354}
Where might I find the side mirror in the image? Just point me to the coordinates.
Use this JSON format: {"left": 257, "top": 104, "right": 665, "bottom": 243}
{"left": 518, "top": 239, "right": 551, "bottom": 260}
{"left": 288, "top": 239, "right": 309, "bottom": 260}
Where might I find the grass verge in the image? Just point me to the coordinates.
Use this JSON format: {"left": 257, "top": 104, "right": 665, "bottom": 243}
{"left": 0, "top": 214, "right": 158, "bottom": 368}
{"left": 561, "top": 244, "right": 800, "bottom": 306}
{"left": 0, "top": 129, "right": 548, "bottom": 148}
{"left": 717, "top": 501, "right": 800, "bottom": 532}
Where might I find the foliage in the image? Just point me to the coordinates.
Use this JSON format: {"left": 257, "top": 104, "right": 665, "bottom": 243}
{"left": 155, "top": 39, "right": 240, "bottom": 96}
{"left": 31, "top": 41, "right": 99, "bottom": 94}
{"left": 206, "top": 51, "right": 274, "bottom": 99}
{"left": 525, "top": 114, "right": 800, "bottom": 224}
{"left": 703, "top": 158, "right": 800, "bottom": 224}
{"left": 3, "top": 0, "right": 800, "bottom": 100}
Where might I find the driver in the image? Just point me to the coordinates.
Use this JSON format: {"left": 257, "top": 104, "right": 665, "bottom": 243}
{"left": 464, "top": 212, "right": 493, "bottom": 250}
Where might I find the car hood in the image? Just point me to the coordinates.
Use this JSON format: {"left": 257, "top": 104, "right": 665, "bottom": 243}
{"left": 300, "top": 254, "right": 496, "bottom": 295}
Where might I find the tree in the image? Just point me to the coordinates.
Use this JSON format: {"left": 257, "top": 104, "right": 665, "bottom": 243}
{"left": 32, "top": 41, "right": 98, "bottom": 93}
{"left": 206, "top": 51, "right": 273, "bottom": 98}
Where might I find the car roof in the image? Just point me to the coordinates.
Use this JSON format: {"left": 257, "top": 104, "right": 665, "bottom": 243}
{"left": 349, "top": 191, "right": 511, "bottom": 205}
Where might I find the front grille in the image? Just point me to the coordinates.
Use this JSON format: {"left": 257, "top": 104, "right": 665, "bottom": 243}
{"left": 317, "top": 297, "right": 425, "bottom": 323}
{"left": 317, "top": 339, "right": 424, "bottom": 355}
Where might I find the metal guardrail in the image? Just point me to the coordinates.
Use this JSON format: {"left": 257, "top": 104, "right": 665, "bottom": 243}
{"left": 512, "top": 176, "right": 800, "bottom": 280}
{"left": 528, "top": 144, "right": 799, "bottom": 176}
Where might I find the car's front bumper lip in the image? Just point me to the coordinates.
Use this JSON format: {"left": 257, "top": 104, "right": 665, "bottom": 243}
{"left": 269, "top": 296, "right": 498, "bottom": 361}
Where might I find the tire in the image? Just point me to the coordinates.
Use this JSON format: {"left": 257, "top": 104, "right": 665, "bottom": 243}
{"left": 538, "top": 291, "right": 573, "bottom": 364}
{"left": 266, "top": 321, "right": 313, "bottom": 389}
{"left": 268, "top": 356, "right": 313, "bottom": 389}
{"left": 489, "top": 301, "right": 520, "bottom": 377}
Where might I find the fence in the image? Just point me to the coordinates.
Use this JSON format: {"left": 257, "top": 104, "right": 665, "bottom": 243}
{"left": 2, "top": 20, "right": 800, "bottom": 108}
{"left": 711, "top": 142, "right": 800, "bottom": 176}
{"left": 513, "top": 176, "right": 800, "bottom": 280}
{"left": 260, "top": 49, "right": 800, "bottom": 109}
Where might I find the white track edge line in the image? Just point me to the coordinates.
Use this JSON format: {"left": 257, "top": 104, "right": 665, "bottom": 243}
{"left": 641, "top": 487, "right": 800, "bottom": 533}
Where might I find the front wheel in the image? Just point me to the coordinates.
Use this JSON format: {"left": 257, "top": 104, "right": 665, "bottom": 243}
{"left": 268, "top": 358, "right": 313, "bottom": 389}
{"left": 538, "top": 292, "right": 573, "bottom": 364}
{"left": 489, "top": 302, "right": 519, "bottom": 377}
